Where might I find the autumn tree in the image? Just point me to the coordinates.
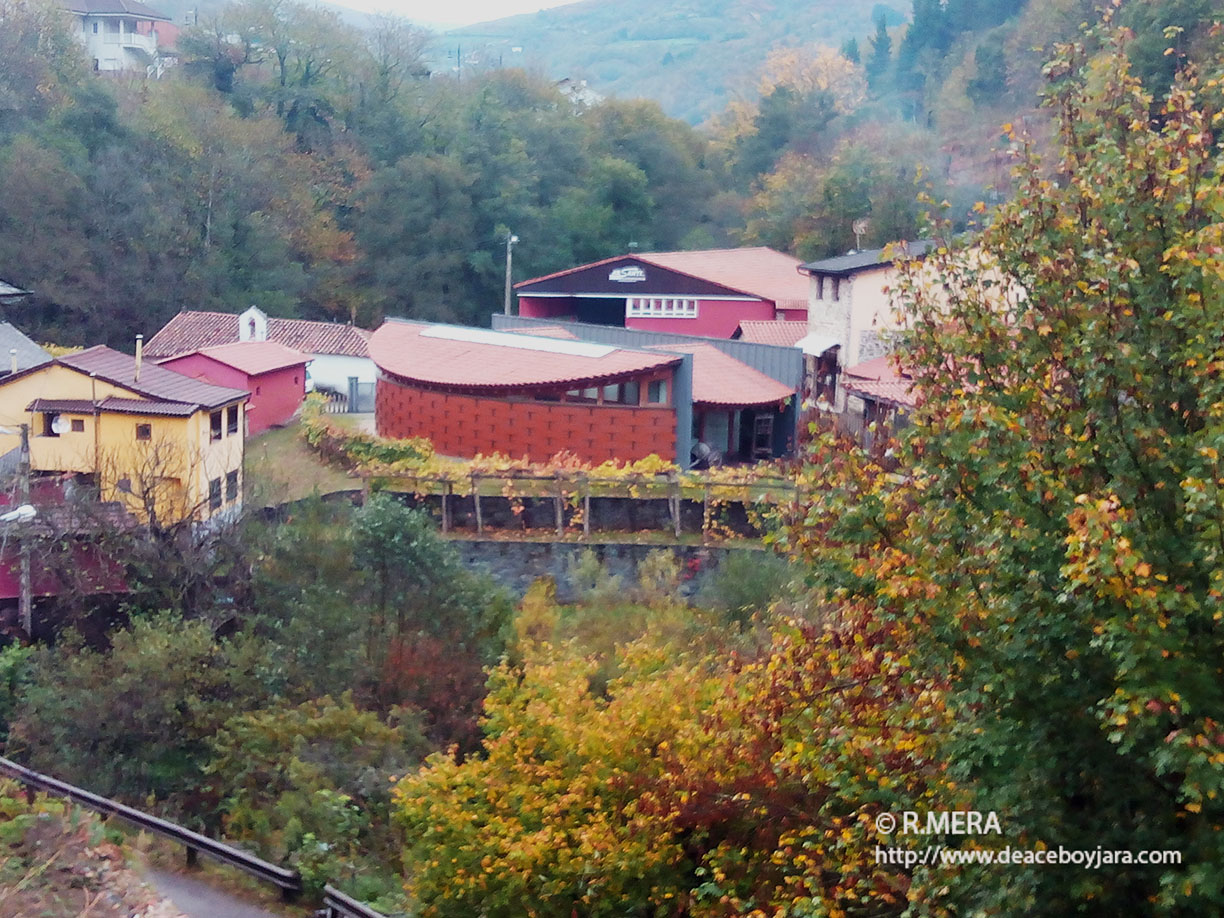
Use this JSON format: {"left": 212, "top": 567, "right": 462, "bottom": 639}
{"left": 792, "top": 23, "right": 1224, "bottom": 914}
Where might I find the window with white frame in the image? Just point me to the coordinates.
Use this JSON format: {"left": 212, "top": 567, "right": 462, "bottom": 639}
{"left": 626, "top": 297, "right": 698, "bottom": 319}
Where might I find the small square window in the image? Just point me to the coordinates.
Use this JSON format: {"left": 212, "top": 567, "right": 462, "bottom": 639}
{"left": 136, "top": 423, "right": 152, "bottom": 441}
{"left": 210, "top": 410, "right": 223, "bottom": 441}
{"left": 209, "top": 477, "right": 222, "bottom": 510}
{"left": 647, "top": 380, "right": 668, "bottom": 404}
{"left": 225, "top": 469, "right": 239, "bottom": 501}
{"left": 71, "top": 419, "right": 85, "bottom": 433}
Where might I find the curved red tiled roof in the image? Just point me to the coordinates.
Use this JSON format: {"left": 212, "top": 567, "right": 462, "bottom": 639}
{"left": 735, "top": 320, "right": 808, "bottom": 347}
{"left": 371, "top": 320, "right": 680, "bottom": 391}
{"left": 516, "top": 247, "right": 809, "bottom": 313}
{"left": 145, "top": 311, "right": 370, "bottom": 359}
{"left": 647, "top": 342, "right": 794, "bottom": 408}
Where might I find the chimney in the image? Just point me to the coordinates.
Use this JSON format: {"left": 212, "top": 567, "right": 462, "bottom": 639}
{"left": 134, "top": 334, "right": 143, "bottom": 382}
{"left": 9, "top": 349, "right": 15, "bottom": 375}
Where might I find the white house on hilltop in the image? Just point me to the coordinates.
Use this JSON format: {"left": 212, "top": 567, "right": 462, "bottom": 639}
{"left": 62, "top": 0, "right": 173, "bottom": 76}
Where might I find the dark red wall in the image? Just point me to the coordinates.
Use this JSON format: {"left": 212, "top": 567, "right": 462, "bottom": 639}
{"left": 376, "top": 378, "right": 676, "bottom": 464}
{"left": 159, "top": 354, "right": 306, "bottom": 436}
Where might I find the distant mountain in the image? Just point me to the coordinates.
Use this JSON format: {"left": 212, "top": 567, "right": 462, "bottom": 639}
{"left": 441, "top": 0, "right": 906, "bottom": 124}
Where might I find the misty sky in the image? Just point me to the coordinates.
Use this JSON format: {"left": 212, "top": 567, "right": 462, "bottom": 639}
{"left": 346, "top": 0, "right": 574, "bottom": 29}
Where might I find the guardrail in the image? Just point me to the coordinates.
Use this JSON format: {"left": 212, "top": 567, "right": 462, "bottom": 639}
{"left": 322, "top": 884, "right": 390, "bottom": 918}
{"left": 0, "top": 755, "right": 387, "bottom": 915}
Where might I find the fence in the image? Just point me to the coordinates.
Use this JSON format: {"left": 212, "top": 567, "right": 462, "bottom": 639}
{"left": 0, "top": 756, "right": 388, "bottom": 916}
{"left": 355, "top": 470, "right": 802, "bottom": 542}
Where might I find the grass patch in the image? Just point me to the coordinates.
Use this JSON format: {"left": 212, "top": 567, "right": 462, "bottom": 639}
{"left": 245, "top": 421, "right": 358, "bottom": 506}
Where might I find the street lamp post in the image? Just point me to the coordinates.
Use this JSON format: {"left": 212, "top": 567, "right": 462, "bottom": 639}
{"left": 503, "top": 232, "right": 519, "bottom": 316}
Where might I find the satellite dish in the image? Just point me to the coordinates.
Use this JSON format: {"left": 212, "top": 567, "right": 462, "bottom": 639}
{"left": 50, "top": 414, "right": 69, "bottom": 435}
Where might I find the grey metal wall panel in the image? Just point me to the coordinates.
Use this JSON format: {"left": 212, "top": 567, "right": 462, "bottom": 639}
{"left": 492, "top": 314, "right": 803, "bottom": 389}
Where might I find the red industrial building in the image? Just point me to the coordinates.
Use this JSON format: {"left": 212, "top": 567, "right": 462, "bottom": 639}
{"left": 515, "top": 247, "right": 809, "bottom": 339}
{"left": 156, "top": 341, "right": 310, "bottom": 436}
{"left": 371, "top": 321, "right": 686, "bottom": 465}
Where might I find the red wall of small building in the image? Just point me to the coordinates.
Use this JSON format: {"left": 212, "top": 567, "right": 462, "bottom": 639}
{"left": 627, "top": 298, "right": 776, "bottom": 338}
{"left": 158, "top": 354, "right": 307, "bottom": 436}
{"left": 376, "top": 377, "right": 676, "bottom": 464}
{"left": 518, "top": 295, "right": 779, "bottom": 338}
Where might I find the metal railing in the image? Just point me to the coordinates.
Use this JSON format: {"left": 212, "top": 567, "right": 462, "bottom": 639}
{"left": 0, "top": 756, "right": 387, "bottom": 915}
{"left": 322, "top": 885, "right": 390, "bottom": 918}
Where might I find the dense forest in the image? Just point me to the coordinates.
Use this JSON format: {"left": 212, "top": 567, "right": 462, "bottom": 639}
{"left": 0, "top": 0, "right": 1216, "bottom": 347}
{"left": 2, "top": 2, "right": 1224, "bottom": 915}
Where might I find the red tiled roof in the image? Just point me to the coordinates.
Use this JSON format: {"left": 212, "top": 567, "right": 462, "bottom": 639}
{"left": 842, "top": 355, "right": 917, "bottom": 409}
{"left": 145, "top": 311, "right": 370, "bottom": 358}
{"left": 735, "top": 320, "right": 808, "bottom": 347}
{"left": 58, "top": 346, "right": 248, "bottom": 410}
{"left": 371, "top": 321, "right": 681, "bottom": 391}
{"left": 517, "top": 247, "right": 809, "bottom": 312}
{"left": 647, "top": 342, "right": 795, "bottom": 408}
{"left": 168, "top": 341, "right": 310, "bottom": 376}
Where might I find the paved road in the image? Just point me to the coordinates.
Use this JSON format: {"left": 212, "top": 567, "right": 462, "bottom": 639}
{"left": 144, "top": 867, "right": 291, "bottom": 918}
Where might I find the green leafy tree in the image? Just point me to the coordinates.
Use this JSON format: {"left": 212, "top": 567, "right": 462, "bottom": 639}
{"left": 7, "top": 614, "right": 275, "bottom": 811}
{"left": 793, "top": 26, "right": 1224, "bottom": 913}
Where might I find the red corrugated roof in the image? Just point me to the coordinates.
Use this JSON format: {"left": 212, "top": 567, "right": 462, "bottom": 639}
{"left": 516, "top": 247, "right": 809, "bottom": 312}
{"left": 842, "top": 355, "right": 917, "bottom": 408}
{"left": 145, "top": 311, "right": 370, "bottom": 358}
{"left": 735, "top": 320, "right": 808, "bottom": 347}
{"left": 178, "top": 341, "right": 310, "bottom": 376}
{"left": 648, "top": 342, "right": 795, "bottom": 407}
{"left": 58, "top": 346, "right": 248, "bottom": 410}
{"left": 371, "top": 321, "right": 680, "bottom": 391}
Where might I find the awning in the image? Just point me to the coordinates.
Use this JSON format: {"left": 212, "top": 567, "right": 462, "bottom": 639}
{"left": 795, "top": 333, "right": 841, "bottom": 357}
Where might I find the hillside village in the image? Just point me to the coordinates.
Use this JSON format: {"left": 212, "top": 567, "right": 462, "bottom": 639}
{"left": 2, "top": 0, "right": 1224, "bottom": 917}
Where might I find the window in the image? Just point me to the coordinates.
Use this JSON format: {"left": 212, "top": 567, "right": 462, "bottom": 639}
{"left": 602, "top": 381, "right": 640, "bottom": 405}
{"left": 625, "top": 297, "right": 698, "bottom": 319}
{"left": 225, "top": 469, "right": 239, "bottom": 501}
{"left": 564, "top": 388, "right": 598, "bottom": 403}
{"left": 41, "top": 413, "right": 59, "bottom": 438}
{"left": 831, "top": 278, "right": 841, "bottom": 302}
{"left": 210, "top": 410, "right": 223, "bottom": 441}
{"left": 647, "top": 380, "right": 668, "bottom": 404}
{"left": 71, "top": 419, "right": 85, "bottom": 433}
{"left": 209, "top": 477, "right": 222, "bottom": 510}
{"left": 226, "top": 405, "right": 239, "bottom": 435}
{"left": 135, "top": 423, "right": 151, "bottom": 441}
{"left": 255, "top": 386, "right": 261, "bottom": 396}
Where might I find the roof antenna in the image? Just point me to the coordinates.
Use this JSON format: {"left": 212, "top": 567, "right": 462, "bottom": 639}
{"left": 852, "top": 218, "right": 869, "bottom": 252}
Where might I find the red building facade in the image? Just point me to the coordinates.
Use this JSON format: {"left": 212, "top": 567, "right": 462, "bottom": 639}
{"left": 371, "top": 321, "right": 683, "bottom": 464}
{"left": 515, "top": 247, "right": 809, "bottom": 339}
{"left": 157, "top": 342, "right": 309, "bottom": 436}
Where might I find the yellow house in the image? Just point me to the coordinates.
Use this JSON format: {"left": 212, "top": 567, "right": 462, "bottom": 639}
{"left": 0, "top": 345, "right": 249, "bottom": 525}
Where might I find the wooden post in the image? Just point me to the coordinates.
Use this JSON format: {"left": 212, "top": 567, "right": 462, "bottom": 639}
{"left": 582, "top": 476, "right": 591, "bottom": 541}
{"left": 441, "top": 482, "right": 451, "bottom": 533}
{"left": 472, "top": 474, "right": 483, "bottom": 534}
{"left": 669, "top": 474, "right": 681, "bottom": 539}
{"left": 185, "top": 847, "right": 199, "bottom": 869}
{"left": 554, "top": 473, "right": 564, "bottom": 537}
{"left": 702, "top": 483, "right": 711, "bottom": 544}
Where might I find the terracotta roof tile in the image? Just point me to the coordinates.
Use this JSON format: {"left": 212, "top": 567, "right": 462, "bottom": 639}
{"left": 647, "top": 342, "right": 795, "bottom": 407}
{"left": 165, "top": 341, "right": 310, "bottom": 376}
{"left": 58, "top": 346, "right": 248, "bottom": 410}
{"left": 371, "top": 321, "right": 680, "bottom": 391}
{"left": 735, "top": 320, "right": 808, "bottom": 347}
{"left": 517, "top": 247, "right": 809, "bottom": 312}
{"left": 842, "top": 355, "right": 917, "bottom": 408}
{"left": 145, "top": 311, "right": 370, "bottom": 358}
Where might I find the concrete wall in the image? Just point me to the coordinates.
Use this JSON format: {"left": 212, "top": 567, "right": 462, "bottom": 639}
{"left": 309, "top": 354, "right": 376, "bottom": 391}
